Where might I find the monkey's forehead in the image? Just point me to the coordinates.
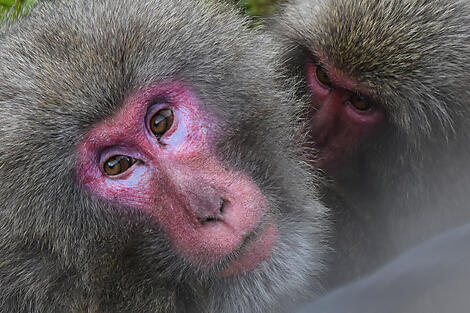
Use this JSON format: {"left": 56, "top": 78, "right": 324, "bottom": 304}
{"left": 0, "top": 0, "right": 298, "bottom": 132}
{"left": 1, "top": 0, "right": 257, "bottom": 94}
{"left": 283, "top": 0, "right": 470, "bottom": 91}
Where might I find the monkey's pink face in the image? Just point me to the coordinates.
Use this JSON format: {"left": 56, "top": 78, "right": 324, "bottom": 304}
{"left": 305, "top": 57, "right": 385, "bottom": 173}
{"left": 75, "top": 82, "right": 278, "bottom": 276}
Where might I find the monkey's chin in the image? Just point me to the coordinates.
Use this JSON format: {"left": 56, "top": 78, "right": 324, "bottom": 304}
{"left": 219, "top": 221, "right": 278, "bottom": 277}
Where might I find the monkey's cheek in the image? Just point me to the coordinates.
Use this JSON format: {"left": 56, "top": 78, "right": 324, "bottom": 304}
{"left": 219, "top": 221, "right": 279, "bottom": 277}
{"left": 309, "top": 144, "right": 349, "bottom": 174}
{"left": 308, "top": 115, "right": 369, "bottom": 173}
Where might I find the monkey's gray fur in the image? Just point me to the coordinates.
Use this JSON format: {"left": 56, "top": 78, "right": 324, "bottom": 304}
{"left": 274, "top": 0, "right": 470, "bottom": 287}
{"left": 0, "top": 0, "right": 328, "bottom": 312}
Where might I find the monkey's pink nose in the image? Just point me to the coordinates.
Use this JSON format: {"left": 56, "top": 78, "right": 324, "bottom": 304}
{"left": 180, "top": 182, "right": 228, "bottom": 225}
{"left": 188, "top": 193, "right": 227, "bottom": 224}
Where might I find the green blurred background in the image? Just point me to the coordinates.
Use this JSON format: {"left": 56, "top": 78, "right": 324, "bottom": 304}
{"left": 1, "top": 0, "right": 35, "bottom": 18}
{"left": 0, "top": 0, "right": 285, "bottom": 21}
{"left": 230, "top": 0, "right": 285, "bottom": 17}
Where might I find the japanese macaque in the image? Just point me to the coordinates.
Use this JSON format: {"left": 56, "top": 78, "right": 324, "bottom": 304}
{"left": 0, "top": 1, "right": 327, "bottom": 312}
{"left": 273, "top": 0, "right": 470, "bottom": 286}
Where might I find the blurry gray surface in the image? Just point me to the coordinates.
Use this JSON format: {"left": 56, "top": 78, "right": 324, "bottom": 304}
{"left": 298, "top": 223, "right": 470, "bottom": 313}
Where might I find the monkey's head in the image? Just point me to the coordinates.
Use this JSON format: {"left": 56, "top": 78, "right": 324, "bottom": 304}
{"left": 276, "top": 0, "right": 470, "bottom": 180}
{"left": 0, "top": 1, "right": 326, "bottom": 312}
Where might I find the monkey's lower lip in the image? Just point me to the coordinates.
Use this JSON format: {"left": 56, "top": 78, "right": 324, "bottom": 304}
{"left": 219, "top": 220, "right": 278, "bottom": 277}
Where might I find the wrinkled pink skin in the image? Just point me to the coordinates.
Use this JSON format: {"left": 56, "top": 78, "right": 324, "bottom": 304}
{"left": 305, "top": 57, "right": 385, "bottom": 173}
{"left": 76, "top": 81, "right": 277, "bottom": 275}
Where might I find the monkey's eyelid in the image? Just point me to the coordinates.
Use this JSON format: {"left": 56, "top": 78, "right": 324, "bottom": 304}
{"left": 308, "top": 52, "right": 320, "bottom": 64}
{"left": 311, "top": 55, "right": 328, "bottom": 70}
{"left": 147, "top": 95, "right": 171, "bottom": 107}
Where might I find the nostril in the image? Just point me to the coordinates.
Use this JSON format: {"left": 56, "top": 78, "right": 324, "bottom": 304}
{"left": 219, "top": 198, "right": 226, "bottom": 215}
{"left": 196, "top": 198, "right": 227, "bottom": 225}
{"left": 198, "top": 216, "right": 219, "bottom": 224}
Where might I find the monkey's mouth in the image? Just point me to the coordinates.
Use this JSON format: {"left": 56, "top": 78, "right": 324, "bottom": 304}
{"left": 219, "top": 218, "right": 278, "bottom": 277}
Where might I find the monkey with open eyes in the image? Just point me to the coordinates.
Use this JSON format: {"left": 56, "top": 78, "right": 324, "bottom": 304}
{"left": 273, "top": 0, "right": 470, "bottom": 287}
{"left": 0, "top": 1, "right": 328, "bottom": 312}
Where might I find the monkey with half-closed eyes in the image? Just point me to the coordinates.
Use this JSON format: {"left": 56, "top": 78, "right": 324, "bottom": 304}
{"left": 273, "top": 0, "right": 470, "bottom": 287}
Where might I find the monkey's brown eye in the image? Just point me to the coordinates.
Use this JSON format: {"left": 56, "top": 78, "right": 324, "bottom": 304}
{"left": 103, "top": 155, "right": 136, "bottom": 176}
{"left": 350, "top": 93, "right": 372, "bottom": 111}
{"left": 315, "top": 64, "right": 332, "bottom": 87}
{"left": 150, "top": 108, "right": 174, "bottom": 138}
